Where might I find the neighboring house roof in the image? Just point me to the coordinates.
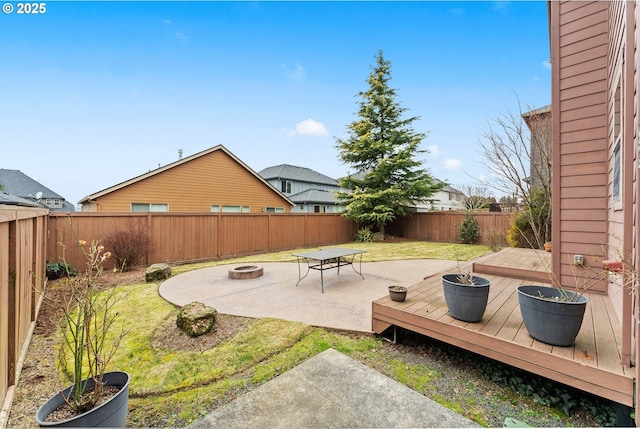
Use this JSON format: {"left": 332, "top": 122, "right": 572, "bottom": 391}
{"left": 259, "top": 164, "right": 338, "bottom": 186}
{"left": 78, "top": 145, "right": 295, "bottom": 207}
{"left": 289, "top": 189, "right": 340, "bottom": 205}
{"left": 522, "top": 104, "right": 551, "bottom": 122}
{"left": 0, "top": 169, "right": 73, "bottom": 211}
{"left": 0, "top": 191, "right": 42, "bottom": 207}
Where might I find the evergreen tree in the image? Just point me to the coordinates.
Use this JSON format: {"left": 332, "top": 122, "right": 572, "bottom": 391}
{"left": 335, "top": 50, "right": 444, "bottom": 235}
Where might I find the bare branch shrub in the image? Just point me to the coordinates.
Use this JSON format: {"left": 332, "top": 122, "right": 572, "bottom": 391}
{"left": 103, "top": 219, "right": 150, "bottom": 272}
{"left": 484, "top": 229, "right": 508, "bottom": 252}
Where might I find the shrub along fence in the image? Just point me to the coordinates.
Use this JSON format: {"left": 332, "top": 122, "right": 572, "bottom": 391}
{"left": 0, "top": 205, "right": 48, "bottom": 427}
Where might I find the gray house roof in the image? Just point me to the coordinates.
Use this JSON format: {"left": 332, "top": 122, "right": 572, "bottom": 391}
{"left": 258, "top": 164, "right": 338, "bottom": 186}
{"left": 0, "top": 168, "right": 74, "bottom": 211}
{"left": 289, "top": 189, "right": 340, "bottom": 205}
{"left": 0, "top": 191, "right": 41, "bottom": 207}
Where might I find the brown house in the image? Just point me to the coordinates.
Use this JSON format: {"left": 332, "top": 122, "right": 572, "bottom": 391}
{"left": 550, "top": 0, "right": 639, "bottom": 401}
{"left": 79, "top": 145, "right": 294, "bottom": 213}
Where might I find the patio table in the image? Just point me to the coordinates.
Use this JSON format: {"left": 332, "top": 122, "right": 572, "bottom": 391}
{"left": 292, "top": 248, "right": 366, "bottom": 293}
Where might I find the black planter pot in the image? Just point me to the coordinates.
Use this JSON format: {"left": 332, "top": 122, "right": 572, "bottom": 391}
{"left": 442, "top": 274, "right": 491, "bottom": 323}
{"left": 517, "top": 285, "right": 588, "bottom": 347}
{"left": 35, "top": 371, "right": 130, "bottom": 427}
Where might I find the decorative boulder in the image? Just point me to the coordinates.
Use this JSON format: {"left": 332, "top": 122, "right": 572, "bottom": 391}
{"left": 176, "top": 302, "right": 217, "bottom": 337}
{"left": 145, "top": 263, "right": 172, "bottom": 282}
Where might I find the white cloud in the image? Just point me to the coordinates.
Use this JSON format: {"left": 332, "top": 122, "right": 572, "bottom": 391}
{"left": 442, "top": 158, "right": 462, "bottom": 171}
{"left": 426, "top": 145, "right": 439, "bottom": 157}
{"left": 285, "top": 118, "right": 328, "bottom": 137}
{"left": 543, "top": 59, "right": 551, "bottom": 70}
{"left": 174, "top": 32, "right": 188, "bottom": 42}
{"left": 280, "top": 63, "right": 305, "bottom": 80}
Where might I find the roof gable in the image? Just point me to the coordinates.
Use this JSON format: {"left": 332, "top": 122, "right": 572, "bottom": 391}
{"left": 79, "top": 145, "right": 294, "bottom": 206}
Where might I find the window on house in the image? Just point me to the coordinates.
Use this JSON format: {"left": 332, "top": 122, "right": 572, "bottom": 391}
{"left": 612, "top": 75, "right": 622, "bottom": 210}
{"left": 45, "top": 198, "right": 62, "bottom": 208}
{"left": 280, "top": 180, "right": 291, "bottom": 193}
{"left": 314, "top": 205, "right": 326, "bottom": 213}
{"left": 131, "top": 203, "right": 168, "bottom": 212}
{"left": 212, "top": 205, "right": 249, "bottom": 213}
{"left": 265, "top": 207, "right": 285, "bottom": 213}
{"left": 613, "top": 140, "right": 621, "bottom": 204}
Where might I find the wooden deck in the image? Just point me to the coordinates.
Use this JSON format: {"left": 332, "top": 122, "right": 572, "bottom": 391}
{"left": 371, "top": 248, "right": 634, "bottom": 406}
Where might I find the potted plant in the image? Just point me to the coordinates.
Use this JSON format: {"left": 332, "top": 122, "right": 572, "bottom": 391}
{"left": 442, "top": 267, "right": 491, "bottom": 323}
{"left": 517, "top": 251, "right": 612, "bottom": 347}
{"left": 517, "top": 285, "right": 587, "bottom": 347}
{"left": 35, "top": 226, "right": 130, "bottom": 427}
{"left": 388, "top": 285, "right": 408, "bottom": 302}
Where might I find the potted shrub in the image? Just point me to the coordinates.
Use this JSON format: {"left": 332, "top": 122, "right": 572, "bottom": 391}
{"left": 517, "top": 251, "right": 614, "bottom": 347}
{"left": 517, "top": 285, "right": 587, "bottom": 347}
{"left": 35, "top": 227, "right": 130, "bottom": 427}
{"left": 442, "top": 269, "right": 491, "bottom": 323}
{"left": 388, "top": 285, "right": 408, "bottom": 302}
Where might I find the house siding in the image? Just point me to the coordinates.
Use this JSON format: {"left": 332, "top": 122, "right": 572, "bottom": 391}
{"left": 553, "top": 0, "right": 609, "bottom": 292}
{"left": 553, "top": 0, "right": 640, "bottom": 389}
{"left": 85, "top": 149, "right": 291, "bottom": 213}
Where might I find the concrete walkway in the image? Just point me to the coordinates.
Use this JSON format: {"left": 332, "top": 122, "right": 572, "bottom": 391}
{"left": 189, "top": 348, "right": 480, "bottom": 429}
{"left": 159, "top": 259, "right": 458, "bottom": 332}
{"left": 160, "top": 258, "right": 481, "bottom": 428}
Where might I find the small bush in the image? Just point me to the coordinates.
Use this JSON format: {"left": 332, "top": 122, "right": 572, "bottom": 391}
{"left": 507, "top": 212, "right": 535, "bottom": 248}
{"left": 104, "top": 220, "right": 150, "bottom": 272}
{"left": 46, "top": 261, "right": 77, "bottom": 279}
{"left": 354, "top": 227, "right": 374, "bottom": 243}
{"left": 484, "top": 229, "right": 508, "bottom": 252}
{"left": 458, "top": 211, "right": 480, "bottom": 244}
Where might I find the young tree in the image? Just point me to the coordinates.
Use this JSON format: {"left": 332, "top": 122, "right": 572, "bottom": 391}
{"left": 478, "top": 97, "right": 551, "bottom": 248}
{"left": 335, "top": 51, "right": 444, "bottom": 235}
{"left": 457, "top": 184, "right": 492, "bottom": 210}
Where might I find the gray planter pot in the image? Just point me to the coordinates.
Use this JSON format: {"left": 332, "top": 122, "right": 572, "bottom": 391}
{"left": 35, "top": 371, "right": 130, "bottom": 427}
{"left": 442, "top": 274, "right": 491, "bottom": 322}
{"left": 517, "top": 285, "right": 588, "bottom": 347}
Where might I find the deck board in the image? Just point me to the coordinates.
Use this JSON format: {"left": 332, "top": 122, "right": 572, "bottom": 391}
{"left": 372, "top": 248, "right": 634, "bottom": 406}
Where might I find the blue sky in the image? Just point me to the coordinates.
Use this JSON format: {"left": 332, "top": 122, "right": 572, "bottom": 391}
{"left": 1, "top": 1, "right": 551, "bottom": 208}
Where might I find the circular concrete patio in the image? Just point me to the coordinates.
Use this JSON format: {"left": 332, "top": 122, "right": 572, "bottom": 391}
{"left": 159, "top": 259, "right": 458, "bottom": 332}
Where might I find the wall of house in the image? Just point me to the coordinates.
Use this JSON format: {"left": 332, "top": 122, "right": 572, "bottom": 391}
{"left": 266, "top": 178, "right": 339, "bottom": 197}
{"left": 604, "top": 0, "right": 631, "bottom": 330}
{"left": 88, "top": 150, "right": 291, "bottom": 213}
{"left": 552, "top": 0, "right": 609, "bottom": 294}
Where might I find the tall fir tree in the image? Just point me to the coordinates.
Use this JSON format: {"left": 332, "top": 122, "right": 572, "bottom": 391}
{"left": 335, "top": 50, "right": 444, "bottom": 235}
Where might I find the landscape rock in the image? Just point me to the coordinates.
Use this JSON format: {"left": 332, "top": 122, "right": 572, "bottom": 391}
{"left": 176, "top": 302, "right": 217, "bottom": 337}
{"left": 145, "top": 263, "right": 172, "bottom": 282}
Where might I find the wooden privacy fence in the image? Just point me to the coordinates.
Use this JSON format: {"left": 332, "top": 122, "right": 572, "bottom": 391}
{"left": 387, "top": 211, "right": 513, "bottom": 245}
{"left": 48, "top": 211, "right": 514, "bottom": 270}
{"left": 0, "top": 206, "right": 47, "bottom": 427}
{"left": 47, "top": 212, "right": 361, "bottom": 270}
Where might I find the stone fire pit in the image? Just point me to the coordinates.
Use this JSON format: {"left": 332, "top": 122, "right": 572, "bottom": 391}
{"left": 228, "top": 265, "right": 264, "bottom": 280}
